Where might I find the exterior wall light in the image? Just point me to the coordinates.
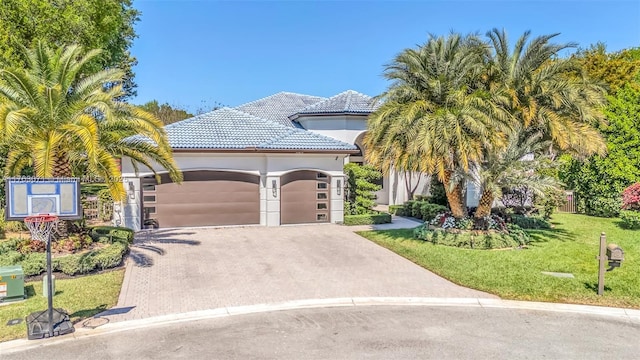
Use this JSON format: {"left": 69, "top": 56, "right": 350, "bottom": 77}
{"left": 337, "top": 179, "right": 341, "bottom": 196}
{"left": 272, "top": 180, "right": 277, "bottom": 198}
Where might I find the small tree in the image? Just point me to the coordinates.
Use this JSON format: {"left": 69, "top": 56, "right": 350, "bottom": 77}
{"left": 344, "top": 163, "right": 382, "bottom": 215}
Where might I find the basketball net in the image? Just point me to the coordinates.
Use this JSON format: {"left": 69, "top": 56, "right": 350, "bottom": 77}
{"left": 24, "top": 214, "right": 59, "bottom": 242}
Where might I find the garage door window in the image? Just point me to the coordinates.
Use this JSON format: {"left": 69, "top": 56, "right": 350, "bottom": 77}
{"left": 317, "top": 192, "right": 328, "bottom": 200}
{"left": 316, "top": 213, "right": 328, "bottom": 221}
{"left": 316, "top": 173, "right": 328, "bottom": 179}
{"left": 317, "top": 202, "right": 328, "bottom": 210}
{"left": 317, "top": 182, "right": 328, "bottom": 190}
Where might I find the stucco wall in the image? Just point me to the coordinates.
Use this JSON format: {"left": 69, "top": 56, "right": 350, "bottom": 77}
{"left": 119, "top": 153, "right": 348, "bottom": 230}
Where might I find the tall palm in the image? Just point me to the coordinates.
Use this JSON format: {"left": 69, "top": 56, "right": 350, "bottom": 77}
{"left": 365, "top": 33, "right": 511, "bottom": 217}
{"left": 0, "top": 42, "right": 182, "bottom": 201}
{"left": 473, "top": 29, "right": 607, "bottom": 217}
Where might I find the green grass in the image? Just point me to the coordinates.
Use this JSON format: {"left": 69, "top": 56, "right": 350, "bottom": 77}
{"left": 0, "top": 270, "right": 124, "bottom": 342}
{"left": 358, "top": 213, "right": 640, "bottom": 308}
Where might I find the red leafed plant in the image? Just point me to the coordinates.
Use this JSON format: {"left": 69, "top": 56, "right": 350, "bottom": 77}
{"left": 622, "top": 183, "right": 640, "bottom": 210}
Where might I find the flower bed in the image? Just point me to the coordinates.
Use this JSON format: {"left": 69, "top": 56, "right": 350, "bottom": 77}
{"left": 413, "top": 212, "right": 530, "bottom": 249}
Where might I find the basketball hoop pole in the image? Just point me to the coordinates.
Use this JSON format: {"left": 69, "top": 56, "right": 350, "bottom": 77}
{"left": 24, "top": 214, "right": 58, "bottom": 338}
{"left": 45, "top": 226, "right": 54, "bottom": 338}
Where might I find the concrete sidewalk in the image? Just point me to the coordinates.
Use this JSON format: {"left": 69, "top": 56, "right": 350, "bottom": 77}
{"left": 98, "top": 223, "right": 493, "bottom": 323}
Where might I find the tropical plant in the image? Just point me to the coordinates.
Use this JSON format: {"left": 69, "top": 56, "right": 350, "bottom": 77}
{"left": 472, "top": 128, "right": 563, "bottom": 218}
{"left": 365, "top": 33, "right": 511, "bottom": 218}
{"left": 0, "top": 42, "right": 182, "bottom": 201}
{"left": 470, "top": 29, "right": 607, "bottom": 218}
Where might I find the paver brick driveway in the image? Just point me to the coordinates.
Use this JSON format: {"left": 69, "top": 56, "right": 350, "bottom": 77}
{"left": 103, "top": 224, "right": 496, "bottom": 322}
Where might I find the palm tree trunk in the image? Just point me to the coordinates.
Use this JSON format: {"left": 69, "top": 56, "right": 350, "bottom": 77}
{"left": 474, "top": 189, "right": 494, "bottom": 218}
{"left": 442, "top": 172, "right": 466, "bottom": 218}
{"left": 51, "top": 151, "right": 73, "bottom": 239}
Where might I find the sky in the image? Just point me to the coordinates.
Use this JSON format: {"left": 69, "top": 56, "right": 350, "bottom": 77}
{"left": 131, "top": 0, "right": 640, "bottom": 111}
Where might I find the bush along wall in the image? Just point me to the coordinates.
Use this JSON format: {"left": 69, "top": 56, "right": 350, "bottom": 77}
{"left": 344, "top": 212, "right": 392, "bottom": 226}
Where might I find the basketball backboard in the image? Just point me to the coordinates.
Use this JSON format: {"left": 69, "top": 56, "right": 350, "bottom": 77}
{"left": 5, "top": 178, "right": 82, "bottom": 220}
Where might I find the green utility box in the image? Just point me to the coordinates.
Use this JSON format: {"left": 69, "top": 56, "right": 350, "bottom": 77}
{"left": 0, "top": 265, "right": 25, "bottom": 303}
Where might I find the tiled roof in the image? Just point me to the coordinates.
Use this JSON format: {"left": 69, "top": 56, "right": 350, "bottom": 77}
{"left": 235, "top": 92, "right": 326, "bottom": 127}
{"left": 290, "top": 90, "right": 377, "bottom": 119}
{"left": 138, "top": 108, "right": 356, "bottom": 152}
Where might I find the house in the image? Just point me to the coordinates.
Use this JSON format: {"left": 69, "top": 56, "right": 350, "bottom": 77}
{"left": 116, "top": 90, "right": 431, "bottom": 230}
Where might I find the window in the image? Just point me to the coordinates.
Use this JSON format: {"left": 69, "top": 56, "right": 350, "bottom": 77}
{"left": 317, "top": 192, "right": 328, "bottom": 200}
{"left": 317, "top": 182, "right": 328, "bottom": 190}
{"left": 317, "top": 203, "right": 328, "bottom": 210}
{"left": 317, "top": 172, "right": 328, "bottom": 179}
{"left": 316, "top": 213, "right": 328, "bottom": 221}
{"left": 142, "top": 184, "right": 156, "bottom": 191}
{"left": 143, "top": 195, "right": 156, "bottom": 202}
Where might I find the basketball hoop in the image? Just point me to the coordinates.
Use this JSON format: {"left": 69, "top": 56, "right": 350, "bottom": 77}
{"left": 24, "top": 214, "right": 59, "bottom": 242}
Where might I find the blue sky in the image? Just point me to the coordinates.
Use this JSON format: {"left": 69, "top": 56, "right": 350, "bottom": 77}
{"left": 131, "top": 0, "right": 640, "bottom": 111}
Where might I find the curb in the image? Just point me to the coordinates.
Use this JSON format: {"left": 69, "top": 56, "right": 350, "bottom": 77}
{"left": 2, "top": 297, "right": 639, "bottom": 353}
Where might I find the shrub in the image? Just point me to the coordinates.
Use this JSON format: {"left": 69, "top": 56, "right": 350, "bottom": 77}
{"left": 413, "top": 224, "right": 529, "bottom": 249}
{"left": 55, "top": 252, "right": 98, "bottom": 276}
{"left": 0, "top": 250, "right": 23, "bottom": 266}
{"left": 509, "top": 215, "right": 551, "bottom": 229}
{"left": 0, "top": 238, "right": 22, "bottom": 255}
{"left": 411, "top": 201, "right": 423, "bottom": 218}
{"left": 620, "top": 210, "right": 640, "bottom": 229}
{"left": 21, "top": 253, "right": 46, "bottom": 276}
{"left": 426, "top": 179, "right": 448, "bottom": 206}
{"left": 344, "top": 163, "right": 382, "bottom": 215}
{"left": 584, "top": 196, "right": 621, "bottom": 217}
{"left": 420, "top": 203, "right": 448, "bottom": 222}
{"left": 388, "top": 205, "right": 407, "bottom": 216}
{"left": 94, "top": 242, "right": 127, "bottom": 269}
{"left": 343, "top": 213, "right": 392, "bottom": 226}
{"left": 622, "top": 183, "right": 640, "bottom": 210}
{"left": 89, "top": 226, "right": 134, "bottom": 244}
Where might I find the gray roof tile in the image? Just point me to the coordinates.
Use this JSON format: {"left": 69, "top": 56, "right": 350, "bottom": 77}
{"left": 290, "top": 90, "right": 377, "bottom": 119}
{"left": 235, "top": 92, "right": 326, "bottom": 127}
{"left": 137, "top": 107, "right": 356, "bottom": 152}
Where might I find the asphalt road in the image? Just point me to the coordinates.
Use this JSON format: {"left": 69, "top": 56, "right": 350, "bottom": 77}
{"left": 4, "top": 305, "right": 640, "bottom": 359}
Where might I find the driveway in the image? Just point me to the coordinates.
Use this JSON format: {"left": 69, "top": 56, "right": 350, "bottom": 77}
{"left": 101, "top": 224, "right": 495, "bottom": 322}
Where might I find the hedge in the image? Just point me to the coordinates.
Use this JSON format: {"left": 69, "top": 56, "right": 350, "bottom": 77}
{"left": 509, "top": 214, "right": 551, "bottom": 229}
{"left": 344, "top": 213, "right": 392, "bottom": 226}
{"left": 3, "top": 241, "right": 128, "bottom": 276}
{"left": 89, "top": 226, "right": 134, "bottom": 244}
{"left": 413, "top": 224, "right": 529, "bottom": 249}
{"left": 388, "top": 205, "right": 407, "bottom": 216}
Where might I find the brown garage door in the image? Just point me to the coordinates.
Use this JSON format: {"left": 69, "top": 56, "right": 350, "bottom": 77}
{"left": 281, "top": 171, "right": 330, "bottom": 224}
{"left": 142, "top": 171, "right": 260, "bottom": 228}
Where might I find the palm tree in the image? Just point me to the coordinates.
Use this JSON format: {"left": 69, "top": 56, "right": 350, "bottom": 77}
{"left": 0, "top": 42, "right": 182, "bottom": 201}
{"left": 472, "top": 127, "right": 562, "bottom": 218}
{"left": 472, "top": 29, "right": 607, "bottom": 218}
{"left": 365, "top": 33, "right": 511, "bottom": 218}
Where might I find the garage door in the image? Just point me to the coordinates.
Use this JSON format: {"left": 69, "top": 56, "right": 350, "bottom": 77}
{"left": 281, "top": 171, "right": 330, "bottom": 224}
{"left": 142, "top": 171, "right": 260, "bottom": 228}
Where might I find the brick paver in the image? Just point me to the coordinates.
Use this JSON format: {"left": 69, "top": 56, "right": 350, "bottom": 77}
{"left": 101, "top": 224, "right": 496, "bottom": 322}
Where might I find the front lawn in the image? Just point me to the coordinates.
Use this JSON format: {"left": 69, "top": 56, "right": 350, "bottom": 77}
{"left": 358, "top": 213, "right": 640, "bottom": 308}
{"left": 0, "top": 270, "right": 124, "bottom": 342}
